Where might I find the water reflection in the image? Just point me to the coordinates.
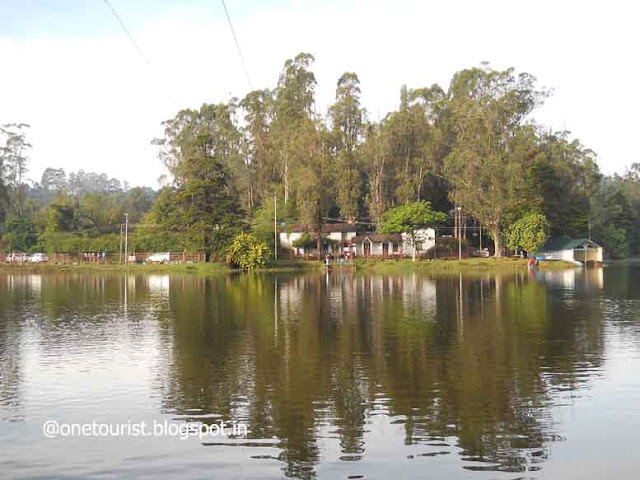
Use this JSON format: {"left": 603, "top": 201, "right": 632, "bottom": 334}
{"left": 153, "top": 271, "right": 605, "bottom": 477}
{"left": 0, "top": 266, "right": 636, "bottom": 479}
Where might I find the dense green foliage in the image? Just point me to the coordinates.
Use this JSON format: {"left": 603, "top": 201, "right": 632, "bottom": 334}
{"left": 150, "top": 104, "right": 245, "bottom": 258}
{"left": 380, "top": 201, "right": 447, "bottom": 234}
{"left": 2, "top": 57, "right": 640, "bottom": 259}
{"left": 505, "top": 213, "right": 550, "bottom": 253}
{"left": 227, "top": 233, "right": 270, "bottom": 269}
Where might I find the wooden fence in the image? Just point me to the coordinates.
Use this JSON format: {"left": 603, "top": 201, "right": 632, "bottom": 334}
{"left": 1, "top": 251, "right": 215, "bottom": 264}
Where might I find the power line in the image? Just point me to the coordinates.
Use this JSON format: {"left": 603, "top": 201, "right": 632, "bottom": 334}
{"left": 220, "top": 0, "right": 253, "bottom": 91}
{"left": 101, "top": 0, "right": 180, "bottom": 105}
{"left": 102, "top": 0, "right": 150, "bottom": 65}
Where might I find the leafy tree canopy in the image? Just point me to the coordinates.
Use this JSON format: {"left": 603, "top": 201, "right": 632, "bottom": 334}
{"left": 379, "top": 201, "right": 446, "bottom": 260}
{"left": 505, "top": 212, "right": 550, "bottom": 253}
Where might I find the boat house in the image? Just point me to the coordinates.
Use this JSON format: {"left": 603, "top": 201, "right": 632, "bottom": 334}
{"left": 538, "top": 237, "right": 603, "bottom": 265}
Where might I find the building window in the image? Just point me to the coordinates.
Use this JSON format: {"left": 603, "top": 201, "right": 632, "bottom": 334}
{"left": 392, "top": 243, "right": 398, "bottom": 253}
{"left": 415, "top": 242, "right": 423, "bottom": 251}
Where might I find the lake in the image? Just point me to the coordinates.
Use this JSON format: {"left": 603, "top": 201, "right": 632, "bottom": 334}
{"left": 1, "top": 266, "right": 640, "bottom": 479}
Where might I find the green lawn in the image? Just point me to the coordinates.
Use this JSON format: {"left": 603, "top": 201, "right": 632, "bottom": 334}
{"left": 0, "top": 257, "right": 577, "bottom": 275}
{"left": 0, "top": 259, "right": 320, "bottom": 274}
{"left": 355, "top": 257, "right": 578, "bottom": 274}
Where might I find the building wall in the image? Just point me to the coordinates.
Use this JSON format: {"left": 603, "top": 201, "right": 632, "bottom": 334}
{"left": 279, "top": 232, "right": 302, "bottom": 250}
{"left": 541, "top": 247, "right": 604, "bottom": 264}
{"left": 402, "top": 228, "right": 436, "bottom": 256}
{"left": 355, "top": 239, "right": 402, "bottom": 257}
{"left": 329, "top": 231, "right": 358, "bottom": 246}
{"left": 573, "top": 247, "right": 604, "bottom": 263}
{"left": 283, "top": 228, "right": 434, "bottom": 258}
{"left": 280, "top": 230, "right": 357, "bottom": 257}
{"left": 539, "top": 249, "right": 578, "bottom": 263}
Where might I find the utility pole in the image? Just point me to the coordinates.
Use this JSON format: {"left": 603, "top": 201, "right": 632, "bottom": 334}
{"left": 457, "top": 207, "right": 462, "bottom": 260}
{"left": 124, "top": 213, "right": 129, "bottom": 265}
{"left": 274, "top": 195, "right": 278, "bottom": 260}
{"left": 454, "top": 206, "right": 458, "bottom": 239}
{"left": 119, "top": 224, "right": 124, "bottom": 264}
{"left": 463, "top": 213, "right": 467, "bottom": 239}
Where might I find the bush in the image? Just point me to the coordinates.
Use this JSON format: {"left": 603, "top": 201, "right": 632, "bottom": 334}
{"left": 131, "top": 231, "right": 184, "bottom": 252}
{"left": 41, "top": 232, "right": 121, "bottom": 253}
{"left": 603, "top": 224, "right": 629, "bottom": 258}
{"left": 2, "top": 215, "right": 38, "bottom": 252}
{"left": 228, "top": 233, "right": 271, "bottom": 269}
{"left": 505, "top": 212, "right": 550, "bottom": 253}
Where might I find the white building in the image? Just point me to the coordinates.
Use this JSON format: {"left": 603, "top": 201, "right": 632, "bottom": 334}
{"left": 351, "top": 228, "right": 436, "bottom": 258}
{"left": 538, "top": 237, "right": 603, "bottom": 264}
{"left": 280, "top": 224, "right": 437, "bottom": 259}
{"left": 279, "top": 223, "right": 359, "bottom": 257}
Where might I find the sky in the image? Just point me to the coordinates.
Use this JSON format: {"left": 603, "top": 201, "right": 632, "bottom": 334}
{"left": 1, "top": 0, "right": 639, "bottom": 188}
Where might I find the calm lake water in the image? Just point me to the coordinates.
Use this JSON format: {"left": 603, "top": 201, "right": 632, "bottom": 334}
{"left": 1, "top": 266, "right": 640, "bottom": 479}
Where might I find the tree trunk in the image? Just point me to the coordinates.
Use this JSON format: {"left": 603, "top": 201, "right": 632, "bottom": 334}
{"left": 284, "top": 150, "right": 289, "bottom": 205}
{"left": 316, "top": 227, "right": 322, "bottom": 260}
{"left": 411, "top": 233, "right": 417, "bottom": 262}
{"left": 204, "top": 235, "right": 211, "bottom": 262}
{"left": 491, "top": 226, "right": 502, "bottom": 258}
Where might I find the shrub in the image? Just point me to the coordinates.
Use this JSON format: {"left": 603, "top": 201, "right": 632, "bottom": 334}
{"left": 41, "top": 232, "right": 120, "bottom": 253}
{"left": 228, "top": 233, "right": 271, "bottom": 269}
{"left": 505, "top": 212, "right": 550, "bottom": 253}
{"left": 603, "top": 224, "right": 629, "bottom": 258}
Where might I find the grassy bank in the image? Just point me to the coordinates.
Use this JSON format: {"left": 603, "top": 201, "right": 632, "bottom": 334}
{"left": 0, "top": 259, "right": 321, "bottom": 275}
{"left": 0, "top": 258, "right": 578, "bottom": 275}
{"left": 355, "top": 257, "right": 579, "bottom": 274}
{"left": 0, "top": 262, "right": 228, "bottom": 274}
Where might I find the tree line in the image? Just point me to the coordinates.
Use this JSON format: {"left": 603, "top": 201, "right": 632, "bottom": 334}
{"left": 2, "top": 54, "right": 640, "bottom": 258}
{"left": 0, "top": 129, "right": 156, "bottom": 253}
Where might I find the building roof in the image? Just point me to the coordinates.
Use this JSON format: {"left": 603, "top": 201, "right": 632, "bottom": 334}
{"left": 542, "top": 237, "right": 601, "bottom": 251}
{"left": 286, "top": 223, "right": 362, "bottom": 233}
{"left": 352, "top": 233, "right": 403, "bottom": 244}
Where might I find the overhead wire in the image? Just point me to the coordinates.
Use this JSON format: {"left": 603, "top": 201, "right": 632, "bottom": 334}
{"left": 101, "top": 0, "right": 180, "bottom": 106}
{"left": 102, "top": 0, "right": 151, "bottom": 65}
{"left": 220, "top": 0, "right": 253, "bottom": 91}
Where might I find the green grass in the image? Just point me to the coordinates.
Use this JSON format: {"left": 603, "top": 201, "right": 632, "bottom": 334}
{"left": 0, "top": 262, "right": 227, "bottom": 274}
{"left": 355, "top": 257, "right": 579, "bottom": 275}
{"left": 0, "top": 257, "right": 577, "bottom": 275}
{"left": 0, "top": 259, "right": 321, "bottom": 275}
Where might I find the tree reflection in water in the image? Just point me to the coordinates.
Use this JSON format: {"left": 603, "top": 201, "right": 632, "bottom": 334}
{"left": 148, "top": 270, "right": 606, "bottom": 478}
{"left": 0, "top": 269, "right": 614, "bottom": 478}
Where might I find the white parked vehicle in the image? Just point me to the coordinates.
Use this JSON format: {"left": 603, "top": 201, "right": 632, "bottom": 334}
{"left": 145, "top": 252, "right": 171, "bottom": 264}
{"left": 30, "top": 253, "right": 49, "bottom": 263}
{"left": 6, "top": 253, "right": 29, "bottom": 263}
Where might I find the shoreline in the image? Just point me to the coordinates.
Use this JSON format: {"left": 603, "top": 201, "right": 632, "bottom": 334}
{"left": 354, "top": 257, "right": 581, "bottom": 274}
{"left": 0, "top": 260, "right": 318, "bottom": 274}
{"left": 0, "top": 257, "right": 580, "bottom": 275}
